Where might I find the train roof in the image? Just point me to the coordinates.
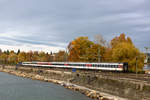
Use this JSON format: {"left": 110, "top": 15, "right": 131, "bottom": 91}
{"left": 22, "top": 61, "right": 126, "bottom": 65}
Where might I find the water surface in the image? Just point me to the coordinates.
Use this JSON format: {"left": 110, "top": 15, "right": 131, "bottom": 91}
{"left": 0, "top": 72, "right": 92, "bottom": 100}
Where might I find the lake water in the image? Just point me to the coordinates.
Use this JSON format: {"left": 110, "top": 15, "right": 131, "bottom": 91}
{"left": 0, "top": 72, "right": 92, "bottom": 100}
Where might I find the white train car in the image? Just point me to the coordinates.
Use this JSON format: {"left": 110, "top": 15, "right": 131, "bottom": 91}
{"left": 20, "top": 62, "right": 128, "bottom": 72}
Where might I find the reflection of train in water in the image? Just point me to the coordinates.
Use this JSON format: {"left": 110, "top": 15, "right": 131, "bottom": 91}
{"left": 20, "top": 62, "right": 128, "bottom": 72}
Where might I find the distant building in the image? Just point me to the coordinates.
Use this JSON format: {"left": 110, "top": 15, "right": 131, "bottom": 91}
{"left": 144, "top": 53, "right": 150, "bottom": 64}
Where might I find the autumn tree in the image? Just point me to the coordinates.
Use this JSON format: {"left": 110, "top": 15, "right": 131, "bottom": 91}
{"left": 109, "top": 33, "right": 145, "bottom": 72}
{"left": 68, "top": 37, "right": 94, "bottom": 62}
{"left": 26, "top": 51, "right": 33, "bottom": 61}
{"left": 0, "top": 53, "right": 8, "bottom": 64}
{"left": 54, "top": 50, "right": 66, "bottom": 62}
{"left": 110, "top": 33, "right": 132, "bottom": 48}
{"left": 38, "top": 51, "right": 50, "bottom": 61}
{"left": 18, "top": 52, "right": 27, "bottom": 62}
{"left": 32, "top": 51, "right": 39, "bottom": 61}
{"left": 8, "top": 51, "right": 18, "bottom": 64}
{"left": 49, "top": 51, "right": 54, "bottom": 61}
{"left": 86, "top": 44, "right": 105, "bottom": 62}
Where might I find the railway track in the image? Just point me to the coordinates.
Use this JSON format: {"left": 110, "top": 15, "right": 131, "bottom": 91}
{"left": 20, "top": 65, "right": 150, "bottom": 83}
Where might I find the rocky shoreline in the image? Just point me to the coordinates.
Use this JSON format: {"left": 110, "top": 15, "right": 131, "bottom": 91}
{"left": 0, "top": 66, "right": 127, "bottom": 100}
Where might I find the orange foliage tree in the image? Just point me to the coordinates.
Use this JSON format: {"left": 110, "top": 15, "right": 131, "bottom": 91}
{"left": 68, "top": 37, "right": 94, "bottom": 62}
{"left": 68, "top": 36, "right": 106, "bottom": 62}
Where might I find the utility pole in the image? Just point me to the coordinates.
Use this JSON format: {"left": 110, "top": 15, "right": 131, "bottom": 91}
{"left": 65, "top": 48, "right": 68, "bottom": 62}
{"left": 98, "top": 47, "right": 100, "bottom": 62}
{"left": 135, "top": 56, "right": 138, "bottom": 78}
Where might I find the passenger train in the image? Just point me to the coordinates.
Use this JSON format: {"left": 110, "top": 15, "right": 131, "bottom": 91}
{"left": 20, "top": 62, "right": 128, "bottom": 72}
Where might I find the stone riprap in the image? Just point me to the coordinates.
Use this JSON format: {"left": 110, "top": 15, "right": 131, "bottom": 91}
{"left": 0, "top": 65, "right": 150, "bottom": 100}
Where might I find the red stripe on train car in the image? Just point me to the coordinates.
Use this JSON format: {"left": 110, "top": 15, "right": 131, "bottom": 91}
{"left": 64, "top": 64, "right": 68, "bottom": 66}
{"left": 38, "top": 62, "right": 42, "bottom": 65}
{"left": 86, "top": 64, "right": 92, "bottom": 67}
{"left": 118, "top": 65, "right": 123, "bottom": 68}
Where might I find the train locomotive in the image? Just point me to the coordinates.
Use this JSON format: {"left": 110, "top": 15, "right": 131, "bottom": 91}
{"left": 20, "top": 62, "right": 128, "bottom": 72}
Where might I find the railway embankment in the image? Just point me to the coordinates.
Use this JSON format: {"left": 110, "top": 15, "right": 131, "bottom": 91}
{"left": 0, "top": 65, "right": 150, "bottom": 100}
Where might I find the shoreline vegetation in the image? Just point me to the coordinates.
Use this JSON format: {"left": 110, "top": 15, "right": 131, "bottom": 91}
{"left": 0, "top": 65, "right": 127, "bottom": 100}
{"left": 0, "top": 33, "right": 146, "bottom": 72}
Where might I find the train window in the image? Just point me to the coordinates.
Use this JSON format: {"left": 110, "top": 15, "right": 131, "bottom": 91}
{"left": 106, "top": 65, "right": 108, "bottom": 67}
{"left": 107, "top": 65, "right": 109, "bottom": 67}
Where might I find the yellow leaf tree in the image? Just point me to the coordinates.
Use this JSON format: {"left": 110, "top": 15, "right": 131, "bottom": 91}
{"left": 18, "top": 52, "right": 27, "bottom": 62}
{"left": 8, "top": 51, "right": 18, "bottom": 64}
{"left": 110, "top": 33, "right": 145, "bottom": 72}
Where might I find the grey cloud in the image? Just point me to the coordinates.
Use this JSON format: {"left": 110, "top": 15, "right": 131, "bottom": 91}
{"left": 0, "top": 0, "right": 149, "bottom": 52}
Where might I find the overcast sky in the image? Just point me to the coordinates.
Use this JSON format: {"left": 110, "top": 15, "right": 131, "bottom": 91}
{"left": 0, "top": 0, "right": 149, "bottom": 53}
